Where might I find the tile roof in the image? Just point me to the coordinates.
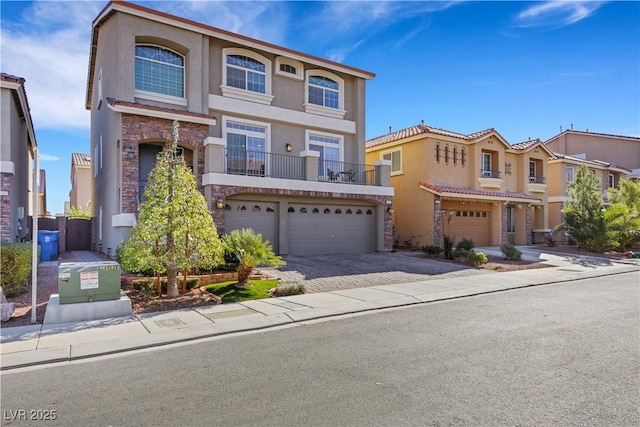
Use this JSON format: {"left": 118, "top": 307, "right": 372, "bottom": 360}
{"left": 72, "top": 153, "right": 91, "bottom": 168}
{"left": 106, "top": 98, "right": 213, "bottom": 120}
{"left": 511, "top": 139, "right": 542, "bottom": 151}
{"left": 1, "top": 73, "right": 25, "bottom": 84}
{"left": 544, "top": 129, "right": 640, "bottom": 143}
{"left": 366, "top": 123, "right": 497, "bottom": 148}
{"left": 550, "top": 154, "right": 631, "bottom": 172}
{"left": 419, "top": 182, "right": 541, "bottom": 202}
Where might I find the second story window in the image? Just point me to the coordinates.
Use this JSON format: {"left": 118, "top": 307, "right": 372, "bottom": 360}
{"left": 227, "top": 55, "right": 266, "bottom": 93}
{"left": 529, "top": 161, "right": 536, "bottom": 179}
{"left": 135, "top": 45, "right": 184, "bottom": 98}
{"left": 482, "top": 152, "right": 492, "bottom": 177}
{"left": 382, "top": 149, "right": 402, "bottom": 175}
{"left": 307, "top": 131, "right": 342, "bottom": 180}
{"left": 567, "top": 166, "right": 575, "bottom": 183}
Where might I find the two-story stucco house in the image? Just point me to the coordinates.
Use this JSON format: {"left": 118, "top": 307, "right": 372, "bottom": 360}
{"left": 366, "top": 122, "right": 554, "bottom": 248}
{"left": 544, "top": 129, "right": 639, "bottom": 232}
{"left": 0, "top": 73, "right": 38, "bottom": 243}
{"left": 69, "top": 153, "right": 93, "bottom": 215}
{"left": 86, "top": 1, "right": 393, "bottom": 256}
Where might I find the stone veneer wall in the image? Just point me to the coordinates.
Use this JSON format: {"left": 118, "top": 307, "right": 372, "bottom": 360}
{"left": 0, "top": 173, "right": 12, "bottom": 242}
{"left": 120, "top": 114, "right": 209, "bottom": 215}
{"left": 208, "top": 184, "right": 394, "bottom": 252}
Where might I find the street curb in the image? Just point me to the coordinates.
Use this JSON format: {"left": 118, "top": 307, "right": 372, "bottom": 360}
{"left": 1, "top": 266, "right": 638, "bottom": 371}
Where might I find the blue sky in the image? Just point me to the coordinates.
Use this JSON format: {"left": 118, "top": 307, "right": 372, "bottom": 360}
{"left": 1, "top": 0, "right": 638, "bottom": 215}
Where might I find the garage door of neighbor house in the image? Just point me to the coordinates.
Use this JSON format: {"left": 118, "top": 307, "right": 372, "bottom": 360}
{"left": 225, "top": 201, "right": 278, "bottom": 252}
{"left": 449, "top": 209, "right": 490, "bottom": 247}
{"left": 288, "top": 203, "right": 376, "bottom": 255}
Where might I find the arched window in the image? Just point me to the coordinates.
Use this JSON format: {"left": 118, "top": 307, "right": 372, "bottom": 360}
{"left": 135, "top": 45, "right": 184, "bottom": 98}
{"left": 305, "top": 70, "right": 345, "bottom": 118}
{"left": 222, "top": 48, "right": 273, "bottom": 104}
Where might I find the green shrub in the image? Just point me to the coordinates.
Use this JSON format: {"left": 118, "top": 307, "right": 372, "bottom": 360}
{"left": 271, "top": 282, "right": 306, "bottom": 297}
{"left": 544, "top": 231, "right": 557, "bottom": 247}
{"left": 1, "top": 243, "right": 33, "bottom": 298}
{"left": 500, "top": 243, "right": 522, "bottom": 261}
{"left": 443, "top": 235, "right": 456, "bottom": 260}
{"left": 466, "top": 250, "right": 488, "bottom": 266}
{"left": 422, "top": 245, "right": 443, "bottom": 257}
{"left": 453, "top": 248, "right": 470, "bottom": 259}
{"left": 132, "top": 278, "right": 155, "bottom": 295}
{"left": 456, "top": 238, "right": 475, "bottom": 252}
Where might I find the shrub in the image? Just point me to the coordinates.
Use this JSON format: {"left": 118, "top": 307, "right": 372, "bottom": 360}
{"left": 454, "top": 248, "right": 470, "bottom": 259}
{"left": 132, "top": 279, "right": 155, "bottom": 295}
{"left": 500, "top": 243, "right": 522, "bottom": 261}
{"left": 271, "top": 282, "right": 306, "bottom": 297}
{"left": 544, "top": 231, "right": 557, "bottom": 247}
{"left": 456, "top": 238, "right": 475, "bottom": 252}
{"left": 1, "top": 243, "right": 33, "bottom": 298}
{"left": 466, "top": 250, "right": 488, "bottom": 266}
{"left": 422, "top": 245, "right": 443, "bottom": 257}
{"left": 443, "top": 235, "right": 456, "bottom": 260}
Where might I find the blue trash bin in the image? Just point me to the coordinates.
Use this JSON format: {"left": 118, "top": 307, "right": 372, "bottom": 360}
{"left": 38, "top": 230, "right": 60, "bottom": 261}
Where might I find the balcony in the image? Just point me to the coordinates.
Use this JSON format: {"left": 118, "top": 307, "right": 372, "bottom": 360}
{"left": 527, "top": 176, "right": 547, "bottom": 193}
{"left": 478, "top": 169, "right": 502, "bottom": 189}
{"left": 220, "top": 148, "right": 382, "bottom": 187}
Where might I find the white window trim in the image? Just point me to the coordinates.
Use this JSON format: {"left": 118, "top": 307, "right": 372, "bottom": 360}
{"left": 135, "top": 89, "right": 188, "bottom": 107}
{"left": 608, "top": 173, "right": 614, "bottom": 188}
{"left": 482, "top": 152, "right": 492, "bottom": 176}
{"left": 305, "top": 129, "right": 344, "bottom": 162}
{"left": 381, "top": 148, "right": 403, "bottom": 175}
{"left": 135, "top": 44, "right": 186, "bottom": 102}
{"left": 275, "top": 56, "right": 303, "bottom": 80}
{"left": 222, "top": 115, "right": 272, "bottom": 153}
{"left": 304, "top": 69, "right": 346, "bottom": 119}
{"left": 221, "top": 48, "right": 273, "bottom": 105}
{"left": 567, "top": 166, "right": 575, "bottom": 183}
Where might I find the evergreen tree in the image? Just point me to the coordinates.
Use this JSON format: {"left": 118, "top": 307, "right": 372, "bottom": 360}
{"left": 119, "top": 120, "right": 223, "bottom": 297}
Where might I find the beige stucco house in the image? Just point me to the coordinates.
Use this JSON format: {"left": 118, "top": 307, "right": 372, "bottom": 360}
{"left": 544, "top": 130, "right": 639, "bottom": 232}
{"left": 86, "top": 1, "right": 393, "bottom": 256}
{"left": 366, "top": 122, "right": 554, "bottom": 248}
{"left": 0, "top": 73, "right": 38, "bottom": 243}
{"left": 69, "top": 153, "right": 92, "bottom": 215}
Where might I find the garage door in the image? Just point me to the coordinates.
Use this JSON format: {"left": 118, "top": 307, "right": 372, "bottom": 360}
{"left": 288, "top": 204, "right": 376, "bottom": 255}
{"left": 225, "top": 201, "right": 278, "bottom": 252}
{"left": 450, "top": 209, "right": 490, "bottom": 246}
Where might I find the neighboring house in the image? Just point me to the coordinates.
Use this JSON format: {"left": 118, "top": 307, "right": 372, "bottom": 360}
{"left": 86, "top": 1, "right": 393, "bottom": 255}
{"left": 37, "top": 169, "right": 47, "bottom": 217}
{"left": 0, "top": 73, "right": 38, "bottom": 243}
{"left": 366, "top": 122, "right": 554, "bottom": 248}
{"left": 544, "top": 130, "right": 638, "bottom": 232}
{"left": 69, "top": 153, "right": 92, "bottom": 215}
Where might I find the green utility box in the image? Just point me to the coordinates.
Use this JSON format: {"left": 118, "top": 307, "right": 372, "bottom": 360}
{"left": 58, "top": 261, "right": 122, "bottom": 304}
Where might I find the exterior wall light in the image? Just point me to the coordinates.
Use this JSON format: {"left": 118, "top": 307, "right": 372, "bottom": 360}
{"left": 216, "top": 197, "right": 225, "bottom": 209}
{"left": 286, "top": 143, "right": 292, "bottom": 152}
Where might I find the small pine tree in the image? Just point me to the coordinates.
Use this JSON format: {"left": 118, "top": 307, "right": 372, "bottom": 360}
{"left": 119, "top": 120, "right": 223, "bottom": 297}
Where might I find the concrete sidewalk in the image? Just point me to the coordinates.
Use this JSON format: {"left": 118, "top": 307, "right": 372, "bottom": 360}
{"left": 1, "top": 250, "right": 638, "bottom": 371}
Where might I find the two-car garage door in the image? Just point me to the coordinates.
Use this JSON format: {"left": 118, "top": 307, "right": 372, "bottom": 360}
{"left": 288, "top": 204, "right": 376, "bottom": 255}
{"left": 224, "top": 201, "right": 376, "bottom": 255}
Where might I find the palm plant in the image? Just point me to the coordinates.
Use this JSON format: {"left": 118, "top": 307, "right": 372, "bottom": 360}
{"left": 222, "top": 229, "right": 284, "bottom": 288}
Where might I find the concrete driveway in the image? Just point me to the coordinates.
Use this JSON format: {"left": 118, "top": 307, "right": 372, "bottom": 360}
{"left": 261, "top": 251, "right": 491, "bottom": 293}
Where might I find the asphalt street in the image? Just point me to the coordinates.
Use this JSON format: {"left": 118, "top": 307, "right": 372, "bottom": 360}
{"left": 1, "top": 272, "right": 638, "bottom": 426}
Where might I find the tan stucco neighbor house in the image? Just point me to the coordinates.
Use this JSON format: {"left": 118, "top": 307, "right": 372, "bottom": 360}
{"left": 69, "top": 153, "right": 92, "bottom": 215}
{"left": 544, "top": 129, "right": 639, "bottom": 232}
{"left": 86, "top": 1, "right": 393, "bottom": 256}
{"left": 366, "top": 122, "right": 554, "bottom": 249}
{"left": 0, "top": 73, "right": 38, "bottom": 243}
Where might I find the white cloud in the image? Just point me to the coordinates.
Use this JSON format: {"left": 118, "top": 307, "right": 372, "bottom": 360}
{"left": 515, "top": 1, "right": 607, "bottom": 28}
{"left": 1, "top": 1, "right": 101, "bottom": 131}
{"left": 39, "top": 153, "right": 61, "bottom": 162}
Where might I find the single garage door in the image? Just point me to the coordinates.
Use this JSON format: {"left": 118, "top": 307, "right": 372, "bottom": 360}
{"left": 225, "top": 201, "right": 278, "bottom": 252}
{"left": 288, "top": 203, "right": 376, "bottom": 255}
{"left": 450, "top": 209, "right": 490, "bottom": 246}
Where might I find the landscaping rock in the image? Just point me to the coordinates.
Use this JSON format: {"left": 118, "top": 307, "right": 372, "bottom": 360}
{"left": 0, "top": 286, "right": 16, "bottom": 321}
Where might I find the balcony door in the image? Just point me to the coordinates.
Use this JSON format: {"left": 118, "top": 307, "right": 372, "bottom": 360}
{"left": 308, "top": 133, "right": 342, "bottom": 180}
{"left": 482, "top": 152, "right": 492, "bottom": 177}
{"left": 226, "top": 121, "right": 267, "bottom": 176}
